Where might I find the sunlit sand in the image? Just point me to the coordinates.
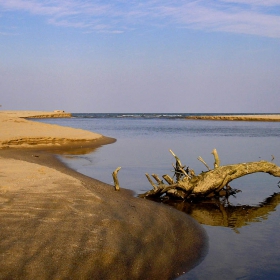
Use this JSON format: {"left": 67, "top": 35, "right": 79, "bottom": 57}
{"left": 0, "top": 111, "right": 207, "bottom": 279}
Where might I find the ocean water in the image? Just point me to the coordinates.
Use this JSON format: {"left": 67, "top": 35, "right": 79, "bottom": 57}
{"left": 36, "top": 113, "right": 280, "bottom": 280}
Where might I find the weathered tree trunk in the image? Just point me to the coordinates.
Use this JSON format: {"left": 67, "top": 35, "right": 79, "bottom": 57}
{"left": 190, "top": 161, "right": 280, "bottom": 196}
{"left": 139, "top": 149, "right": 280, "bottom": 201}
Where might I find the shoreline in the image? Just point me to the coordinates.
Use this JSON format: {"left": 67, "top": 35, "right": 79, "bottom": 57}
{"left": 0, "top": 110, "right": 103, "bottom": 149}
{"left": 0, "top": 111, "right": 208, "bottom": 279}
{"left": 185, "top": 114, "right": 280, "bottom": 122}
{"left": 0, "top": 110, "right": 72, "bottom": 119}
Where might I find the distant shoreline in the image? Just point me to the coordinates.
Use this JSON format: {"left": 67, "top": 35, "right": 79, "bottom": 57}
{"left": 0, "top": 110, "right": 72, "bottom": 119}
{"left": 185, "top": 114, "right": 280, "bottom": 122}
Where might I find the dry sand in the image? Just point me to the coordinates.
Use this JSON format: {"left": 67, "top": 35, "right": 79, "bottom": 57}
{"left": 0, "top": 111, "right": 207, "bottom": 280}
{"left": 0, "top": 111, "right": 103, "bottom": 149}
{"left": 185, "top": 114, "right": 280, "bottom": 121}
{"left": 0, "top": 110, "right": 72, "bottom": 119}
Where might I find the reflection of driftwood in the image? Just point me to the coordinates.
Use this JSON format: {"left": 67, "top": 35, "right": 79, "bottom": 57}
{"left": 159, "top": 192, "right": 280, "bottom": 231}
{"left": 140, "top": 149, "right": 280, "bottom": 201}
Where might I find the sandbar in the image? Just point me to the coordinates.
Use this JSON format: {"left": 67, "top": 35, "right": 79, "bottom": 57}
{"left": 0, "top": 110, "right": 103, "bottom": 149}
{"left": 0, "top": 111, "right": 207, "bottom": 279}
{"left": 185, "top": 114, "right": 280, "bottom": 121}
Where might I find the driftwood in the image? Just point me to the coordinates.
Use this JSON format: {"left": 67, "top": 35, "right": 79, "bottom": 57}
{"left": 139, "top": 149, "right": 280, "bottom": 201}
{"left": 112, "top": 167, "right": 121, "bottom": 191}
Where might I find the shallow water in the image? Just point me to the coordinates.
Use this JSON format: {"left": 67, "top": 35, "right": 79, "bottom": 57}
{"left": 36, "top": 114, "right": 280, "bottom": 279}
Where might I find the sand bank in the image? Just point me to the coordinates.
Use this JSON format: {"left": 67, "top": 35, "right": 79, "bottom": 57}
{"left": 0, "top": 111, "right": 207, "bottom": 279}
{"left": 185, "top": 114, "right": 280, "bottom": 121}
{"left": 0, "top": 111, "right": 103, "bottom": 149}
{"left": 1, "top": 110, "right": 72, "bottom": 118}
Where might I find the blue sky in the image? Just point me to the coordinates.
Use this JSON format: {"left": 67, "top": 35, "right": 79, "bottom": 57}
{"left": 1, "top": 0, "right": 280, "bottom": 113}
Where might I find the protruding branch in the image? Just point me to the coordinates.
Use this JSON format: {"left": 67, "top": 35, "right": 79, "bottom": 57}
{"left": 197, "top": 156, "right": 210, "bottom": 171}
{"left": 169, "top": 149, "right": 182, "bottom": 167}
{"left": 112, "top": 167, "right": 121, "bottom": 191}
{"left": 177, "top": 164, "right": 191, "bottom": 179}
{"left": 162, "top": 174, "right": 174, "bottom": 185}
{"left": 212, "top": 149, "right": 220, "bottom": 169}
{"left": 170, "top": 150, "right": 191, "bottom": 181}
{"left": 152, "top": 174, "right": 164, "bottom": 184}
{"left": 145, "top": 173, "right": 158, "bottom": 190}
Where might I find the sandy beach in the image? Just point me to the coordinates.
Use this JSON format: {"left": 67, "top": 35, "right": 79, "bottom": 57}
{"left": 0, "top": 111, "right": 207, "bottom": 279}
{"left": 0, "top": 111, "right": 103, "bottom": 149}
{"left": 185, "top": 114, "right": 280, "bottom": 121}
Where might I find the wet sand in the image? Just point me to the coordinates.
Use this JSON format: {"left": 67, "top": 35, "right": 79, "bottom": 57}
{"left": 0, "top": 111, "right": 207, "bottom": 279}
{"left": 185, "top": 114, "right": 280, "bottom": 121}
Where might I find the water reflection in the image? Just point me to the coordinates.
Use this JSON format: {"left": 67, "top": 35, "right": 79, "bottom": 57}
{"left": 40, "top": 137, "right": 116, "bottom": 156}
{"left": 52, "top": 146, "right": 99, "bottom": 156}
{"left": 151, "top": 192, "right": 280, "bottom": 232}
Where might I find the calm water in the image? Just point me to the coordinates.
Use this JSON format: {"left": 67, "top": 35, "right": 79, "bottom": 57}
{"left": 36, "top": 113, "right": 280, "bottom": 280}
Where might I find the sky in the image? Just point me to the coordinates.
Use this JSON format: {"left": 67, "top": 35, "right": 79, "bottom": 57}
{"left": 0, "top": 0, "right": 280, "bottom": 113}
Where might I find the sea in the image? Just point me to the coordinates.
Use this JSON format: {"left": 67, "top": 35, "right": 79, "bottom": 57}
{"left": 35, "top": 113, "right": 280, "bottom": 280}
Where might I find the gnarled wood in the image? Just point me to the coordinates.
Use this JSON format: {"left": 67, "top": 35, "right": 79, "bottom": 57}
{"left": 140, "top": 149, "right": 280, "bottom": 201}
